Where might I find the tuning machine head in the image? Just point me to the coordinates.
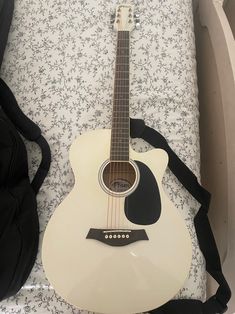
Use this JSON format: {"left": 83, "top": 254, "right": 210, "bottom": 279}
{"left": 134, "top": 12, "right": 141, "bottom": 29}
{"left": 110, "top": 13, "right": 115, "bottom": 23}
{"left": 110, "top": 13, "right": 115, "bottom": 28}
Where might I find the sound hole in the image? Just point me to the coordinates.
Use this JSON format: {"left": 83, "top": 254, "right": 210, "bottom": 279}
{"left": 102, "top": 161, "right": 136, "bottom": 193}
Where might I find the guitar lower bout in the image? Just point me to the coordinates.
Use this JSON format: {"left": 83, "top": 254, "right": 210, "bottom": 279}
{"left": 42, "top": 128, "right": 192, "bottom": 314}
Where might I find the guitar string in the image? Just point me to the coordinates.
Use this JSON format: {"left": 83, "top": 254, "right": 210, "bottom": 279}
{"left": 115, "top": 30, "right": 121, "bottom": 230}
{"left": 117, "top": 30, "right": 123, "bottom": 230}
{"left": 118, "top": 30, "right": 122, "bottom": 230}
{"left": 107, "top": 30, "right": 131, "bottom": 230}
{"left": 107, "top": 27, "right": 119, "bottom": 230}
{"left": 119, "top": 28, "right": 126, "bottom": 231}
{"left": 121, "top": 30, "right": 129, "bottom": 230}
{"left": 120, "top": 30, "right": 129, "bottom": 230}
{"left": 112, "top": 28, "right": 122, "bottom": 230}
{"left": 120, "top": 30, "right": 125, "bottom": 230}
{"left": 127, "top": 29, "right": 130, "bottom": 231}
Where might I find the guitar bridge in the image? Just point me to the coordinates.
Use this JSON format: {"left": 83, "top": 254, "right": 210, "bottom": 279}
{"left": 86, "top": 228, "right": 148, "bottom": 246}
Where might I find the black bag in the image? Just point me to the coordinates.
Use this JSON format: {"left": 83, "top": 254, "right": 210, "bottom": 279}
{"left": 0, "top": 0, "right": 50, "bottom": 300}
{"left": 0, "top": 79, "right": 51, "bottom": 300}
{"left": 130, "top": 118, "right": 231, "bottom": 314}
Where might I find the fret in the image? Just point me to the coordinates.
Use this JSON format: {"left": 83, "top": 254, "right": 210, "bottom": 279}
{"left": 113, "top": 97, "right": 129, "bottom": 101}
{"left": 112, "top": 118, "right": 129, "bottom": 121}
{"left": 111, "top": 130, "right": 129, "bottom": 133}
{"left": 114, "top": 89, "right": 129, "bottom": 92}
{"left": 111, "top": 135, "right": 129, "bottom": 137}
{"left": 114, "top": 99, "right": 129, "bottom": 101}
{"left": 114, "top": 93, "right": 129, "bottom": 96}
{"left": 115, "top": 73, "right": 129, "bottom": 79}
{"left": 112, "top": 115, "right": 129, "bottom": 118}
{"left": 111, "top": 150, "right": 129, "bottom": 154}
{"left": 110, "top": 155, "right": 129, "bottom": 158}
{"left": 110, "top": 154, "right": 129, "bottom": 156}
{"left": 113, "top": 111, "right": 129, "bottom": 116}
{"left": 112, "top": 124, "right": 129, "bottom": 127}
{"left": 116, "top": 49, "right": 129, "bottom": 55}
{"left": 111, "top": 134, "right": 129, "bottom": 137}
{"left": 114, "top": 87, "right": 129, "bottom": 91}
{"left": 111, "top": 146, "right": 129, "bottom": 149}
{"left": 116, "top": 65, "right": 129, "bottom": 71}
{"left": 110, "top": 155, "right": 129, "bottom": 157}
{"left": 112, "top": 112, "right": 129, "bottom": 115}
{"left": 113, "top": 100, "right": 129, "bottom": 103}
{"left": 110, "top": 152, "right": 129, "bottom": 154}
{"left": 110, "top": 151, "right": 129, "bottom": 154}
{"left": 113, "top": 105, "right": 129, "bottom": 108}
{"left": 110, "top": 157, "right": 129, "bottom": 161}
{"left": 117, "top": 42, "right": 129, "bottom": 48}
{"left": 115, "top": 79, "right": 129, "bottom": 82}
{"left": 114, "top": 97, "right": 128, "bottom": 101}
{"left": 117, "top": 56, "right": 129, "bottom": 65}
{"left": 111, "top": 128, "right": 129, "bottom": 130}
{"left": 114, "top": 86, "right": 129, "bottom": 93}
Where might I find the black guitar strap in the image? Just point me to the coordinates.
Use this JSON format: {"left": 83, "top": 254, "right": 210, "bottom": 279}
{"left": 130, "top": 118, "right": 231, "bottom": 314}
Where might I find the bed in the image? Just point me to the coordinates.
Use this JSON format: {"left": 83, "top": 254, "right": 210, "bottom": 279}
{"left": 195, "top": 0, "right": 235, "bottom": 312}
{"left": 0, "top": 0, "right": 234, "bottom": 313}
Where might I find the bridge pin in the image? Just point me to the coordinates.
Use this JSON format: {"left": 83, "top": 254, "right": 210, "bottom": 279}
{"left": 126, "top": 234, "right": 129, "bottom": 238}
{"left": 118, "top": 235, "right": 121, "bottom": 238}
{"left": 109, "top": 235, "right": 112, "bottom": 239}
{"left": 105, "top": 235, "right": 108, "bottom": 239}
{"left": 113, "top": 235, "right": 117, "bottom": 238}
{"left": 122, "top": 234, "right": 125, "bottom": 238}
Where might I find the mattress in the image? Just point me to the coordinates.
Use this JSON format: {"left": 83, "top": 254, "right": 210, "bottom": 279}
{"left": 0, "top": 0, "right": 206, "bottom": 313}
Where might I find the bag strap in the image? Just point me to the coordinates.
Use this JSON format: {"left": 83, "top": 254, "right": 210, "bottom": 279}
{"left": 0, "top": 0, "right": 14, "bottom": 68}
{"left": 0, "top": 78, "right": 51, "bottom": 194}
{"left": 130, "top": 118, "right": 231, "bottom": 314}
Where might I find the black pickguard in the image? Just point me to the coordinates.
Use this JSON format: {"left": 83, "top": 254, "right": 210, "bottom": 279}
{"left": 124, "top": 160, "right": 161, "bottom": 225}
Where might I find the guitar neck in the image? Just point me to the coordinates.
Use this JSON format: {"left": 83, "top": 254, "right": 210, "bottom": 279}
{"left": 110, "top": 31, "right": 130, "bottom": 161}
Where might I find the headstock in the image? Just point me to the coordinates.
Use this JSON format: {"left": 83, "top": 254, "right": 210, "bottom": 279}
{"left": 110, "top": 4, "right": 140, "bottom": 31}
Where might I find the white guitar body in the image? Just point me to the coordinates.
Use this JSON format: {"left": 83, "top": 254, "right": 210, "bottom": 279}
{"left": 42, "top": 129, "right": 192, "bottom": 314}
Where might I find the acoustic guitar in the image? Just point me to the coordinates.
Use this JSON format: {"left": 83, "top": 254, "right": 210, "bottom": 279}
{"left": 42, "top": 4, "right": 192, "bottom": 314}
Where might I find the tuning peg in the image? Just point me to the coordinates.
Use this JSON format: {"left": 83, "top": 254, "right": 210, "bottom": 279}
{"left": 135, "top": 23, "right": 141, "bottom": 30}
{"left": 134, "top": 13, "right": 140, "bottom": 18}
{"left": 110, "top": 13, "right": 115, "bottom": 25}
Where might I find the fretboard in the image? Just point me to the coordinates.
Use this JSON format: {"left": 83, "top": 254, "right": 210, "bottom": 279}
{"left": 110, "top": 31, "right": 130, "bottom": 161}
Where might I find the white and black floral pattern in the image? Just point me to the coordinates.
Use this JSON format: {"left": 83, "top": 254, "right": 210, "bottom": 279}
{"left": 0, "top": 0, "right": 206, "bottom": 313}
